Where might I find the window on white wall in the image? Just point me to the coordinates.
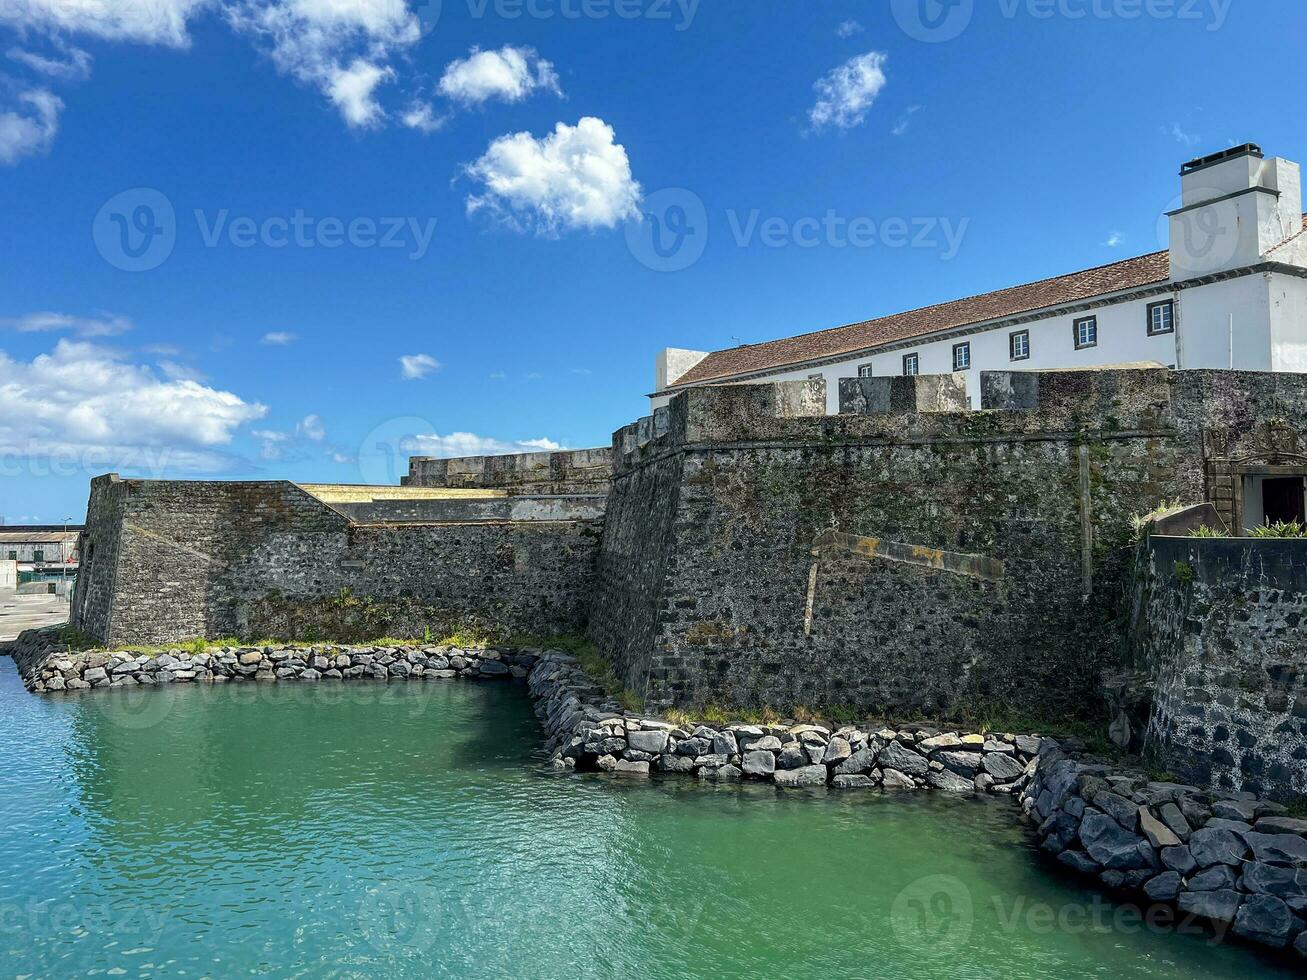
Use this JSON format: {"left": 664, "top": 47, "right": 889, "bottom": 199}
{"left": 1074, "top": 316, "right": 1098, "bottom": 350}
{"left": 857, "top": 363, "right": 873, "bottom": 378}
{"left": 1010, "top": 330, "right": 1030, "bottom": 361}
{"left": 1147, "top": 300, "right": 1174, "bottom": 336}
{"left": 952, "top": 342, "right": 971, "bottom": 371}
{"left": 903, "top": 353, "right": 919, "bottom": 376}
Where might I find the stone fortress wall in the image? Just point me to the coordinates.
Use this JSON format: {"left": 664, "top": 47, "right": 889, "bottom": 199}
{"left": 1127, "top": 530, "right": 1307, "bottom": 802}
{"left": 591, "top": 369, "right": 1307, "bottom": 727}
{"left": 72, "top": 475, "right": 601, "bottom": 647}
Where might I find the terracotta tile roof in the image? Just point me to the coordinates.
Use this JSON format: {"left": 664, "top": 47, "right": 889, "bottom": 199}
{"left": 670, "top": 213, "right": 1307, "bottom": 389}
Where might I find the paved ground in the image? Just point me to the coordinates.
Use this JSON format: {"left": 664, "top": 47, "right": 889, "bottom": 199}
{"left": 0, "top": 593, "right": 70, "bottom": 643}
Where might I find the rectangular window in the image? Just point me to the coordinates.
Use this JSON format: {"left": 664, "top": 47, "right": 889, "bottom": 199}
{"left": 1147, "top": 300, "right": 1174, "bottom": 336}
{"left": 1009, "top": 330, "right": 1030, "bottom": 361}
{"left": 903, "top": 353, "right": 919, "bottom": 376}
{"left": 6, "top": 551, "right": 14, "bottom": 561}
{"left": 857, "top": 363, "right": 873, "bottom": 378}
{"left": 33, "top": 550, "right": 43, "bottom": 562}
{"left": 952, "top": 342, "right": 971, "bottom": 371}
{"left": 1074, "top": 316, "right": 1098, "bottom": 350}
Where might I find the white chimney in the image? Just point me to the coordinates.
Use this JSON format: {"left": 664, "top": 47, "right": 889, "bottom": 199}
{"left": 1167, "top": 143, "right": 1302, "bottom": 280}
{"left": 655, "top": 348, "right": 709, "bottom": 391}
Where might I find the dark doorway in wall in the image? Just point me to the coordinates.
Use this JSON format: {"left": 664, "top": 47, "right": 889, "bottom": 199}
{"left": 1262, "top": 476, "right": 1307, "bottom": 525}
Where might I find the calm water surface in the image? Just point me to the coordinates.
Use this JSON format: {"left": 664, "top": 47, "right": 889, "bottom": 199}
{"left": 0, "top": 659, "right": 1297, "bottom": 979}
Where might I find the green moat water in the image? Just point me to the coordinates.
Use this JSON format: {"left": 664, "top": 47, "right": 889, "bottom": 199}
{"left": 0, "top": 660, "right": 1297, "bottom": 979}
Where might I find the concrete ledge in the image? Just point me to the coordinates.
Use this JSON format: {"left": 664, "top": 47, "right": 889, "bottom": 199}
{"left": 813, "top": 529, "right": 1006, "bottom": 582}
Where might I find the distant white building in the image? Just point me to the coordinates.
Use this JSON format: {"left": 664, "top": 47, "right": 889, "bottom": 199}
{"left": 651, "top": 143, "right": 1307, "bottom": 412}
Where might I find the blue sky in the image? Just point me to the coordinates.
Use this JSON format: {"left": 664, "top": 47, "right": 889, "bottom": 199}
{"left": 0, "top": 0, "right": 1302, "bottom": 523}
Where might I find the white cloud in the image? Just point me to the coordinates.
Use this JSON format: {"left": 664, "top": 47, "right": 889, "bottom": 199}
{"left": 327, "top": 58, "right": 392, "bottom": 128}
{"left": 0, "top": 88, "right": 62, "bottom": 165}
{"left": 401, "top": 101, "right": 445, "bottom": 133}
{"left": 157, "top": 360, "right": 207, "bottom": 382}
{"left": 1165, "top": 122, "right": 1200, "bottom": 147}
{"left": 466, "top": 117, "right": 641, "bottom": 236}
{"left": 438, "top": 45, "right": 561, "bottom": 107}
{"left": 0, "top": 0, "right": 207, "bottom": 47}
{"left": 399, "top": 352, "right": 439, "bottom": 379}
{"left": 1102, "top": 231, "right": 1125, "bottom": 248}
{"left": 408, "top": 432, "right": 564, "bottom": 457}
{"left": 7, "top": 43, "right": 93, "bottom": 81}
{"left": 227, "top": 0, "right": 420, "bottom": 127}
{"left": 297, "top": 413, "right": 325, "bottom": 440}
{"left": 2, "top": 311, "right": 131, "bottom": 337}
{"left": 261, "top": 330, "right": 296, "bottom": 345}
{"left": 0, "top": 339, "right": 266, "bottom": 473}
{"left": 809, "top": 51, "right": 888, "bottom": 131}
{"left": 836, "top": 19, "right": 863, "bottom": 37}
{"left": 891, "top": 104, "right": 922, "bottom": 137}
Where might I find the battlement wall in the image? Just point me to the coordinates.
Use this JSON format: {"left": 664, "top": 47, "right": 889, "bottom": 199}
{"left": 71, "top": 476, "right": 599, "bottom": 647}
{"left": 403, "top": 447, "right": 612, "bottom": 495}
{"left": 590, "top": 368, "right": 1307, "bottom": 720}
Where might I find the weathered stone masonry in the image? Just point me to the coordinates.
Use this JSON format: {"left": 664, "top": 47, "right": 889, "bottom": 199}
{"left": 1127, "top": 532, "right": 1307, "bottom": 802}
{"left": 590, "top": 369, "right": 1307, "bottom": 721}
{"left": 72, "top": 476, "right": 600, "bottom": 647}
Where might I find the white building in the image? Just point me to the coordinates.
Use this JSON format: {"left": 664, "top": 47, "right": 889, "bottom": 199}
{"left": 651, "top": 143, "right": 1307, "bottom": 413}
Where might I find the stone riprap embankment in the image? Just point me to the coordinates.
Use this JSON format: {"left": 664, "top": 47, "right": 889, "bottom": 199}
{"left": 528, "top": 652, "right": 1044, "bottom": 792}
{"left": 1024, "top": 750, "right": 1307, "bottom": 959}
{"left": 8, "top": 627, "right": 540, "bottom": 692}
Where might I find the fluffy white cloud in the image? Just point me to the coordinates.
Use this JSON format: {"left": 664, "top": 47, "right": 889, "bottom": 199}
{"left": 401, "top": 101, "right": 445, "bottom": 133}
{"left": 297, "top": 413, "right": 325, "bottom": 440}
{"left": 7, "top": 42, "right": 93, "bottom": 80}
{"left": 0, "top": 88, "right": 62, "bottom": 165}
{"left": 327, "top": 58, "right": 392, "bottom": 128}
{"left": 809, "top": 51, "right": 888, "bottom": 131}
{"left": 438, "top": 45, "right": 561, "bottom": 107}
{"left": 0, "top": 0, "right": 208, "bottom": 46}
{"left": 0, "top": 339, "right": 266, "bottom": 474}
{"left": 2, "top": 311, "right": 131, "bottom": 336}
{"left": 261, "top": 330, "right": 296, "bottom": 344}
{"left": 408, "top": 432, "right": 563, "bottom": 457}
{"left": 228, "top": 0, "right": 419, "bottom": 126}
{"left": 466, "top": 117, "right": 641, "bottom": 236}
{"left": 399, "top": 353, "right": 439, "bottom": 379}
{"left": 836, "top": 19, "right": 863, "bottom": 37}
